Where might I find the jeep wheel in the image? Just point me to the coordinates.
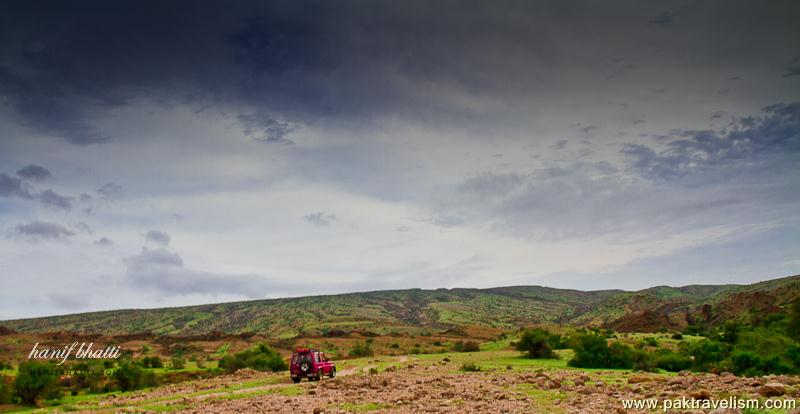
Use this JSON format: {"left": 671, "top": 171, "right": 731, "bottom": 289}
{"left": 317, "top": 369, "right": 323, "bottom": 381}
{"left": 330, "top": 367, "right": 336, "bottom": 378}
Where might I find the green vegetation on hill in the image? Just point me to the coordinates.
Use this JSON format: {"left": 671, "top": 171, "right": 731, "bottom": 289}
{"left": 511, "top": 300, "right": 800, "bottom": 377}
{"left": 1, "top": 274, "right": 798, "bottom": 337}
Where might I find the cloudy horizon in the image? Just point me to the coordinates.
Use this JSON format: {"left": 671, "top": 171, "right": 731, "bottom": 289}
{"left": 1, "top": 0, "right": 799, "bottom": 319}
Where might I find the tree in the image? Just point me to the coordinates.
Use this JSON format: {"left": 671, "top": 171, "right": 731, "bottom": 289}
{"left": 13, "top": 361, "right": 60, "bottom": 405}
{"left": 219, "top": 343, "right": 287, "bottom": 373}
{"left": 452, "top": 340, "right": 480, "bottom": 352}
{"left": 170, "top": 357, "right": 185, "bottom": 370}
{"left": 348, "top": 342, "right": 374, "bottom": 358}
{"left": 113, "top": 361, "right": 157, "bottom": 391}
{"left": 516, "top": 328, "right": 556, "bottom": 359}
{"left": 568, "top": 333, "right": 633, "bottom": 369}
{"left": 140, "top": 356, "right": 163, "bottom": 368}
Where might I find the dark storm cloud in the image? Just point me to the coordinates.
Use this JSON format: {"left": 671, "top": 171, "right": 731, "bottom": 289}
{"left": 709, "top": 111, "right": 726, "bottom": 120}
{"left": 434, "top": 104, "right": 799, "bottom": 240}
{"left": 14, "top": 221, "right": 75, "bottom": 239}
{"left": 237, "top": 112, "right": 296, "bottom": 144}
{"left": 38, "top": 189, "right": 72, "bottom": 210}
{"left": 2, "top": 170, "right": 73, "bottom": 210}
{"left": 0, "top": 173, "right": 34, "bottom": 199}
{"left": 784, "top": 67, "right": 800, "bottom": 77}
{"left": 1, "top": 0, "right": 798, "bottom": 144}
{"left": 606, "top": 61, "right": 636, "bottom": 80}
{"left": 0, "top": 0, "right": 237, "bottom": 145}
{"left": 16, "top": 165, "right": 51, "bottom": 181}
{"left": 0, "top": 64, "right": 110, "bottom": 145}
{"left": 144, "top": 230, "right": 171, "bottom": 246}
{"left": 648, "top": 4, "right": 692, "bottom": 27}
{"left": 783, "top": 55, "right": 800, "bottom": 77}
{"left": 621, "top": 103, "right": 800, "bottom": 181}
{"left": 649, "top": 11, "right": 675, "bottom": 26}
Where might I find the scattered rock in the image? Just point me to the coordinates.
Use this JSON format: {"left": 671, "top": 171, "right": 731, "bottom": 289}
{"left": 758, "top": 382, "right": 787, "bottom": 397}
{"left": 690, "top": 389, "right": 711, "bottom": 400}
{"left": 628, "top": 374, "right": 653, "bottom": 384}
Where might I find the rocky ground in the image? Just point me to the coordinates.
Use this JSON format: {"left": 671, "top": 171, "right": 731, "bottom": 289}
{"left": 159, "top": 362, "right": 800, "bottom": 413}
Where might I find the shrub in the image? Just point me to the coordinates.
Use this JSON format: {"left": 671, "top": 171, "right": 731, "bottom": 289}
{"left": 730, "top": 351, "right": 761, "bottom": 376}
{"left": 568, "top": 333, "right": 633, "bottom": 369}
{"left": 452, "top": 340, "right": 480, "bottom": 352}
{"left": 0, "top": 377, "right": 11, "bottom": 404}
{"left": 113, "top": 361, "right": 157, "bottom": 391}
{"left": 671, "top": 333, "right": 683, "bottom": 340}
{"left": 460, "top": 362, "right": 481, "bottom": 372}
{"left": 140, "top": 356, "right": 163, "bottom": 369}
{"left": 170, "top": 357, "right": 185, "bottom": 370}
{"left": 13, "top": 361, "right": 61, "bottom": 405}
{"left": 645, "top": 337, "right": 659, "bottom": 347}
{"left": 760, "top": 355, "right": 792, "bottom": 375}
{"left": 720, "top": 321, "right": 744, "bottom": 344}
{"left": 218, "top": 343, "right": 287, "bottom": 373}
{"left": 631, "top": 348, "right": 657, "bottom": 372}
{"left": 71, "top": 362, "right": 105, "bottom": 393}
{"left": 785, "top": 345, "right": 800, "bottom": 368}
{"left": 349, "top": 342, "right": 374, "bottom": 358}
{"left": 607, "top": 342, "right": 635, "bottom": 369}
{"left": 516, "top": 328, "right": 557, "bottom": 359}
{"left": 681, "top": 340, "right": 726, "bottom": 371}
{"left": 656, "top": 351, "right": 692, "bottom": 372}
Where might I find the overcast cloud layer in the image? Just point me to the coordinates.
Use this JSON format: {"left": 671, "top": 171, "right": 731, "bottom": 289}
{"left": 1, "top": 0, "right": 799, "bottom": 319}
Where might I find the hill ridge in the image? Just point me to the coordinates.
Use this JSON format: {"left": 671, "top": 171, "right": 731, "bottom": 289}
{"left": 2, "top": 274, "right": 799, "bottom": 336}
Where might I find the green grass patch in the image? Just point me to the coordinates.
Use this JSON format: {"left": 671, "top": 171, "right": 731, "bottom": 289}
{"left": 415, "top": 350, "right": 573, "bottom": 373}
{"left": 212, "top": 343, "right": 231, "bottom": 357}
{"left": 514, "top": 384, "right": 571, "bottom": 414}
{"left": 480, "top": 338, "right": 514, "bottom": 352}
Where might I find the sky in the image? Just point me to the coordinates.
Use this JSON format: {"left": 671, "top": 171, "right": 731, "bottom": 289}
{"left": 0, "top": 0, "right": 798, "bottom": 319}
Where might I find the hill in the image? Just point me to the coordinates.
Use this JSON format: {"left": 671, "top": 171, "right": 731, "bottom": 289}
{"left": 2, "top": 274, "right": 799, "bottom": 336}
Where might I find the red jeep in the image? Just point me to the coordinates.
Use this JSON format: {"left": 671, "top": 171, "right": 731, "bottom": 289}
{"left": 290, "top": 348, "right": 336, "bottom": 382}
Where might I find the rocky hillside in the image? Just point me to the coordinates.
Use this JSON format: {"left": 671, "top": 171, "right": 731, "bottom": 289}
{"left": 2, "top": 274, "right": 799, "bottom": 336}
